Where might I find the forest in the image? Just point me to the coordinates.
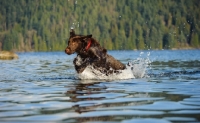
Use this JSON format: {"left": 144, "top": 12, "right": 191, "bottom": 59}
{"left": 0, "top": 0, "right": 200, "bottom": 51}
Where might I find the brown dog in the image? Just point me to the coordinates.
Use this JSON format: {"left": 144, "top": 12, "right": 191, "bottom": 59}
{"left": 65, "top": 29, "right": 125, "bottom": 74}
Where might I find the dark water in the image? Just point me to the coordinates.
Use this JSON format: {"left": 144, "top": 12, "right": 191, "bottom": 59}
{"left": 0, "top": 50, "right": 200, "bottom": 122}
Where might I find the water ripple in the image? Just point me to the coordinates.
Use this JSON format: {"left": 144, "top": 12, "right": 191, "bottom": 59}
{"left": 0, "top": 51, "right": 200, "bottom": 122}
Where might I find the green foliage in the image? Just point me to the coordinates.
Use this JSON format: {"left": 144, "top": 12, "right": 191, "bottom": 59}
{"left": 191, "top": 33, "right": 199, "bottom": 48}
{"left": 0, "top": 0, "right": 200, "bottom": 51}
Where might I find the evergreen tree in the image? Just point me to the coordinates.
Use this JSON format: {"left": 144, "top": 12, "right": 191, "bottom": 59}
{"left": 0, "top": 0, "right": 199, "bottom": 51}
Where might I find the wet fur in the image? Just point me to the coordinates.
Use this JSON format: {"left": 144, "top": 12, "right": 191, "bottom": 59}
{"left": 65, "top": 29, "right": 126, "bottom": 74}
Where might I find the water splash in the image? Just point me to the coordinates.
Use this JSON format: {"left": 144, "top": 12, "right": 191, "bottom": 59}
{"left": 77, "top": 52, "right": 151, "bottom": 80}
{"left": 78, "top": 65, "right": 134, "bottom": 80}
{"left": 70, "top": 21, "right": 79, "bottom": 29}
{"left": 127, "top": 57, "right": 151, "bottom": 78}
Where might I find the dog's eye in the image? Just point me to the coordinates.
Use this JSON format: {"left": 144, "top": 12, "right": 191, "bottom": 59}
{"left": 70, "top": 41, "right": 74, "bottom": 44}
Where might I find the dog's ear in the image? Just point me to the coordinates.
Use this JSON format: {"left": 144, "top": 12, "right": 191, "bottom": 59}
{"left": 80, "top": 35, "right": 92, "bottom": 40}
{"left": 86, "top": 35, "right": 92, "bottom": 38}
{"left": 70, "top": 29, "right": 75, "bottom": 37}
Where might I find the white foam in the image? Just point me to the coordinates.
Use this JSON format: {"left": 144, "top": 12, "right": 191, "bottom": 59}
{"left": 77, "top": 58, "right": 150, "bottom": 80}
{"left": 78, "top": 65, "right": 135, "bottom": 80}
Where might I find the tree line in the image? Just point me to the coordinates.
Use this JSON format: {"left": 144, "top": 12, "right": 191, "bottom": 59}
{"left": 0, "top": 0, "right": 199, "bottom": 51}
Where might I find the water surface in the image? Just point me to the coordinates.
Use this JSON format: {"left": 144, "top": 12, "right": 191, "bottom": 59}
{"left": 0, "top": 50, "right": 200, "bottom": 122}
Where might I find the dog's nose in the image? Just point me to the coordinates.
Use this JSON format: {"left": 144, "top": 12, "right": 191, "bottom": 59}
{"left": 65, "top": 48, "right": 71, "bottom": 55}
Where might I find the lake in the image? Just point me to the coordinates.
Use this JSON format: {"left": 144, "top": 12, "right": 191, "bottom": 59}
{"left": 0, "top": 50, "right": 200, "bottom": 122}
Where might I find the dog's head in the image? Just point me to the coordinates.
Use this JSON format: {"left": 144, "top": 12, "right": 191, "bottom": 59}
{"left": 65, "top": 29, "right": 92, "bottom": 55}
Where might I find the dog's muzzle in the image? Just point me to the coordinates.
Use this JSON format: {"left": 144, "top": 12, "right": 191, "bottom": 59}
{"left": 65, "top": 47, "right": 71, "bottom": 55}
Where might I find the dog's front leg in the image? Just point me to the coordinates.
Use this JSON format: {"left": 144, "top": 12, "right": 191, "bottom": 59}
{"left": 74, "top": 65, "right": 86, "bottom": 73}
{"left": 73, "top": 57, "right": 90, "bottom": 73}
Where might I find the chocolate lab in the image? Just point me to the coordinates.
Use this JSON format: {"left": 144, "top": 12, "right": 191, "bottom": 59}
{"left": 65, "top": 29, "right": 125, "bottom": 74}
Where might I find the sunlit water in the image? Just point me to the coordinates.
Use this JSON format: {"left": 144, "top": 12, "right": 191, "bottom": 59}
{"left": 0, "top": 50, "right": 200, "bottom": 122}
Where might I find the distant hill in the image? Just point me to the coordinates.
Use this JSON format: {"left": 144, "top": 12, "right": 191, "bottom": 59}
{"left": 0, "top": 0, "right": 199, "bottom": 51}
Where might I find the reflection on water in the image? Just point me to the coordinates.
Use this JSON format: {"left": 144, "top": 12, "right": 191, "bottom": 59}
{"left": 0, "top": 50, "right": 200, "bottom": 122}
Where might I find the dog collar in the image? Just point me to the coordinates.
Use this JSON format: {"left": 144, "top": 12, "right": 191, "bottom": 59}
{"left": 85, "top": 39, "right": 92, "bottom": 51}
